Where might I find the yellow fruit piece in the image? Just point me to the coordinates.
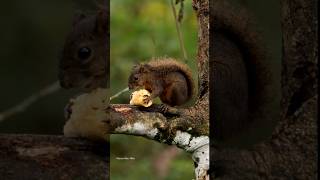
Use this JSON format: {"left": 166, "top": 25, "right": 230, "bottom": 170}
{"left": 130, "top": 89, "right": 153, "bottom": 107}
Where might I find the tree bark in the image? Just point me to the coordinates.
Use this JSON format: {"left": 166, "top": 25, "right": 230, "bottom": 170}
{"left": 0, "top": 134, "right": 109, "bottom": 180}
{"left": 211, "top": 0, "right": 318, "bottom": 179}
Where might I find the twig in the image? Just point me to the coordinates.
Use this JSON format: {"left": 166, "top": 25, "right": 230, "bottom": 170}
{"left": 0, "top": 81, "right": 61, "bottom": 122}
{"left": 110, "top": 87, "right": 129, "bottom": 101}
{"left": 170, "top": 0, "right": 188, "bottom": 62}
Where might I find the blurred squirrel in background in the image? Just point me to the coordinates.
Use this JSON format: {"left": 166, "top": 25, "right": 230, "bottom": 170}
{"left": 211, "top": 0, "right": 273, "bottom": 145}
{"left": 128, "top": 58, "right": 194, "bottom": 107}
{"left": 58, "top": 8, "right": 109, "bottom": 140}
{"left": 59, "top": 8, "right": 109, "bottom": 91}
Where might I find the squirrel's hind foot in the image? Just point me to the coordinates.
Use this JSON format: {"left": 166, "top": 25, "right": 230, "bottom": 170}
{"left": 138, "top": 104, "right": 182, "bottom": 117}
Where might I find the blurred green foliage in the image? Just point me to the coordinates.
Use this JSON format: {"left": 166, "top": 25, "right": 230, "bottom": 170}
{"left": 110, "top": 135, "right": 194, "bottom": 180}
{"left": 110, "top": 0, "right": 198, "bottom": 104}
{"left": 110, "top": 0, "right": 197, "bottom": 179}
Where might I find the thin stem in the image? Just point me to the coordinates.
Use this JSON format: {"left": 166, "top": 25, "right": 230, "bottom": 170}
{"left": 0, "top": 81, "right": 61, "bottom": 122}
{"left": 170, "top": 0, "right": 188, "bottom": 62}
{"left": 110, "top": 87, "right": 129, "bottom": 101}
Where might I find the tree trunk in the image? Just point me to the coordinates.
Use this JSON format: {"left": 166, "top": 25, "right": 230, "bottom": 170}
{"left": 211, "top": 0, "right": 318, "bottom": 179}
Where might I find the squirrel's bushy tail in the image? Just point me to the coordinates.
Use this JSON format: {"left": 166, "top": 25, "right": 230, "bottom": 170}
{"left": 213, "top": 0, "right": 272, "bottom": 120}
{"left": 211, "top": 1, "right": 275, "bottom": 144}
{"left": 148, "top": 58, "right": 195, "bottom": 101}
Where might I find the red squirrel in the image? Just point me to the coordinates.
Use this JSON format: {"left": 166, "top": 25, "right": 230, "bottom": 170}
{"left": 128, "top": 58, "right": 195, "bottom": 106}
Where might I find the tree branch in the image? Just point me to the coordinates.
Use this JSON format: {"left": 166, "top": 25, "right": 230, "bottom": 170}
{"left": 0, "top": 134, "right": 109, "bottom": 179}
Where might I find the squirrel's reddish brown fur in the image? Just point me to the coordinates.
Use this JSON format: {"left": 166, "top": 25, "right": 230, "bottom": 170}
{"left": 128, "top": 58, "right": 194, "bottom": 106}
{"left": 147, "top": 58, "right": 194, "bottom": 98}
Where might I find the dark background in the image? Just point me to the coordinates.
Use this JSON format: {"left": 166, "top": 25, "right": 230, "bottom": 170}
{"left": 0, "top": 0, "right": 101, "bottom": 133}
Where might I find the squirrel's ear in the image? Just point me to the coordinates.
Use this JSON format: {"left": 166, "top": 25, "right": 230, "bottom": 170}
{"left": 95, "top": 9, "right": 109, "bottom": 36}
{"left": 132, "top": 62, "right": 141, "bottom": 69}
{"left": 132, "top": 64, "right": 138, "bottom": 69}
{"left": 72, "top": 11, "right": 86, "bottom": 27}
{"left": 139, "top": 64, "right": 151, "bottom": 73}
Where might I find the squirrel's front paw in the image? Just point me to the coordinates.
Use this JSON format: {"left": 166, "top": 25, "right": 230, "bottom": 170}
{"left": 63, "top": 88, "right": 109, "bottom": 141}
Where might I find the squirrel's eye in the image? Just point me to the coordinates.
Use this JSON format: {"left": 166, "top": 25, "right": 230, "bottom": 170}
{"left": 134, "top": 76, "right": 139, "bottom": 81}
{"left": 78, "top": 47, "right": 91, "bottom": 60}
